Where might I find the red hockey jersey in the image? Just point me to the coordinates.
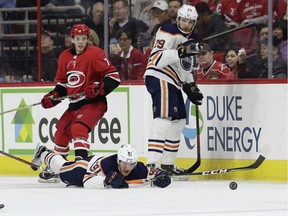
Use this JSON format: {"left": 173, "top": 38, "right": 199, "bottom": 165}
{"left": 56, "top": 46, "right": 120, "bottom": 97}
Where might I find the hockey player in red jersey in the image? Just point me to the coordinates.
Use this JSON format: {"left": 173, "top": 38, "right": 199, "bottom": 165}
{"left": 38, "top": 24, "right": 121, "bottom": 181}
{"left": 144, "top": 5, "right": 203, "bottom": 175}
{"left": 31, "top": 143, "right": 171, "bottom": 189}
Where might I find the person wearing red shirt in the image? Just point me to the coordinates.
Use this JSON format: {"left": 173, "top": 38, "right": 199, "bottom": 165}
{"left": 217, "top": 0, "right": 240, "bottom": 29}
{"left": 196, "top": 43, "right": 231, "bottom": 79}
{"left": 116, "top": 29, "right": 144, "bottom": 80}
{"left": 37, "top": 24, "right": 121, "bottom": 182}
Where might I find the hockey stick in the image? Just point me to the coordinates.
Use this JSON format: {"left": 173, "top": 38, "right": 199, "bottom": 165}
{"left": 0, "top": 150, "right": 44, "bottom": 171}
{"left": 174, "top": 154, "right": 265, "bottom": 178}
{"left": 184, "top": 68, "right": 202, "bottom": 173}
{"left": 185, "top": 104, "right": 201, "bottom": 173}
{"left": 0, "top": 92, "right": 85, "bottom": 115}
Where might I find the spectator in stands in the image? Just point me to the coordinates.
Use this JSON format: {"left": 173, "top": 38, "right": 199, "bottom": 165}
{"left": 222, "top": 0, "right": 286, "bottom": 55}
{"left": 225, "top": 47, "right": 252, "bottom": 79}
{"left": 115, "top": 29, "right": 144, "bottom": 80}
{"left": 131, "top": 0, "right": 154, "bottom": 28}
{"left": 251, "top": 36, "right": 287, "bottom": 78}
{"left": 234, "top": 0, "right": 287, "bottom": 26}
{"left": 109, "top": 0, "right": 149, "bottom": 53}
{"left": 148, "top": 0, "right": 170, "bottom": 39}
{"left": 196, "top": 43, "right": 231, "bottom": 79}
{"left": 194, "top": 2, "right": 228, "bottom": 51}
{"left": 244, "top": 24, "right": 267, "bottom": 74}
{"left": 88, "top": 28, "right": 100, "bottom": 47}
{"left": 217, "top": 0, "right": 240, "bottom": 29}
{"left": 84, "top": 1, "right": 104, "bottom": 48}
{"left": 151, "top": 0, "right": 169, "bottom": 25}
{"left": 259, "top": 24, "right": 268, "bottom": 40}
{"left": 273, "top": 19, "right": 287, "bottom": 61}
{"left": 34, "top": 30, "right": 58, "bottom": 82}
{"left": 166, "top": 0, "right": 182, "bottom": 24}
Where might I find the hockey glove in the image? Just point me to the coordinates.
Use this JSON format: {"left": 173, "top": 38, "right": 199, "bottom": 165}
{"left": 41, "top": 91, "right": 61, "bottom": 109}
{"left": 177, "top": 41, "right": 203, "bottom": 58}
{"left": 182, "top": 82, "right": 203, "bottom": 105}
{"left": 152, "top": 171, "right": 171, "bottom": 188}
{"left": 104, "top": 171, "right": 129, "bottom": 189}
{"left": 85, "top": 82, "right": 105, "bottom": 99}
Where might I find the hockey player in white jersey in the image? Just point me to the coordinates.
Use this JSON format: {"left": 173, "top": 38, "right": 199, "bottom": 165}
{"left": 144, "top": 4, "right": 204, "bottom": 175}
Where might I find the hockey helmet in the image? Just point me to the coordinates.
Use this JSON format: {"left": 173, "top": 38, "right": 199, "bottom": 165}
{"left": 70, "top": 24, "right": 90, "bottom": 36}
{"left": 177, "top": 4, "right": 198, "bottom": 34}
{"left": 117, "top": 144, "right": 138, "bottom": 164}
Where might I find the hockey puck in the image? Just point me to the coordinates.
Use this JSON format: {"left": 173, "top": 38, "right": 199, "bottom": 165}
{"left": 0, "top": 204, "right": 5, "bottom": 209}
{"left": 229, "top": 181, "right": 238, "bottom": 190}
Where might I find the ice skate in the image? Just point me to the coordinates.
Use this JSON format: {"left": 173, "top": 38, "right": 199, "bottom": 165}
{"left": 160, "top": 164, "right": 186, "bottom": 175}
{"left": 38, "top": 166, "right": 60, "bottom": 183}
{"left": 31, "top": 143, "right": 48, "bottom": 171}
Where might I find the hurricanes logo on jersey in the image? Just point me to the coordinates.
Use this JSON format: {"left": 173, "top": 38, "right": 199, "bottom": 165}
{"left": 66, "top": 71, "right": 86, "bottom": 88}
{"left": 180, "top": 56, "right": 193, "bottom": 71}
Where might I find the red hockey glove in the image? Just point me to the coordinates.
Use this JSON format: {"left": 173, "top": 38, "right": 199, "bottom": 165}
{"left": 85, "top": 82, "right": 105, "bottom": 99}
{"left": 41, "top": 91, "right": 61, "bottom": 109}
{"left": 104, "top": 171, "right": 129, "bottom": 189}
{"left": 182, "top": 82, "right": 203, "bottom": 105}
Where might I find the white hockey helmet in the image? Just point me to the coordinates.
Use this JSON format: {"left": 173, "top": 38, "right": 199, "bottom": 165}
{"left": 117, "top": 144, "right": 138, "bottom": 164}
{"left": 177, "top": 4, "right": 198, "bottom": 34}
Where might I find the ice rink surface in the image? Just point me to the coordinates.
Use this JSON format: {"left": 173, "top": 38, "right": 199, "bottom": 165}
{"left": 0, "top": 176, "right": 287, "bottom": 216}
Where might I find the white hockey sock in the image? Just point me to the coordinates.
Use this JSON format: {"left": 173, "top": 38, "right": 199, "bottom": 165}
{"left": 161, "top": 119, "right": 185, "bottom": 165}
{"left": 147, "top": 118, "right": 171, "bottom": 164}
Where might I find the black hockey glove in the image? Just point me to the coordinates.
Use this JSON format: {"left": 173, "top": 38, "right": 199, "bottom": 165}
{"left": 182, "top": 82, "right": 203, "bottom": 105}
{"left": 177, "top": 41, "right": 203, "bottom": 58}
{"left": 152, "top": 171, "right": 171, "bottom": 188}
{"left": 104, "top": 171, "right": 129, "bottom": 189}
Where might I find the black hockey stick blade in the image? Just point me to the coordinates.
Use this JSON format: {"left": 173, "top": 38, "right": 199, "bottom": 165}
{"left": 176, "top": 155, "right": 265, "bottom": 178}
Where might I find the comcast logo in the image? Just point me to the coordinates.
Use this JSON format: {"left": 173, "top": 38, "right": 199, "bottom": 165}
{"left": 11, "top": 99, "right": 35, "bottom": 142}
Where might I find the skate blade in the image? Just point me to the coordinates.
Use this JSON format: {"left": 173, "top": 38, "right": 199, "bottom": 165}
{"left": 171, "top": 176, "right": 190, "bottom": 181}
{"left": 38, "top": 178, "right": 60, "bottom": 183}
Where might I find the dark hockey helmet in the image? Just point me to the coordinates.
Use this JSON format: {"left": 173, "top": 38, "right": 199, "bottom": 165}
{"left": 70, "top": 24, "right": 90, "bottom": 36}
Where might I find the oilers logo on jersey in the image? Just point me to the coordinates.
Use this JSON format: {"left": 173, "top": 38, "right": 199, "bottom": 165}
{"left": 180, "top": 56, "right": 193, "bottom": 72}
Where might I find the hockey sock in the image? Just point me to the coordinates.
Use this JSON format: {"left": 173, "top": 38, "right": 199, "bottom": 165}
{"left": 162, "top": 119, "right": 185, "bottom": 165}
{"left": 147, "top": 118, "right": 171, "bottom": 164}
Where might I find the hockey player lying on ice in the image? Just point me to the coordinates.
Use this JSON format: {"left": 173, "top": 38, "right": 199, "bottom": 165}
{"left": 31, "top": 144, "right": 171, "bottom": 189}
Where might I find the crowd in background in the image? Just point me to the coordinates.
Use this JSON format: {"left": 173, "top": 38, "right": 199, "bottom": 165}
{"left": 0, "top": 0, "right": 287, "bottom": 82}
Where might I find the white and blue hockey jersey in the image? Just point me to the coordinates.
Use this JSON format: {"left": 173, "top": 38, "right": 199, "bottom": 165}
{"left": 144, "top": 23, "right": 198, "bottom": 88}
